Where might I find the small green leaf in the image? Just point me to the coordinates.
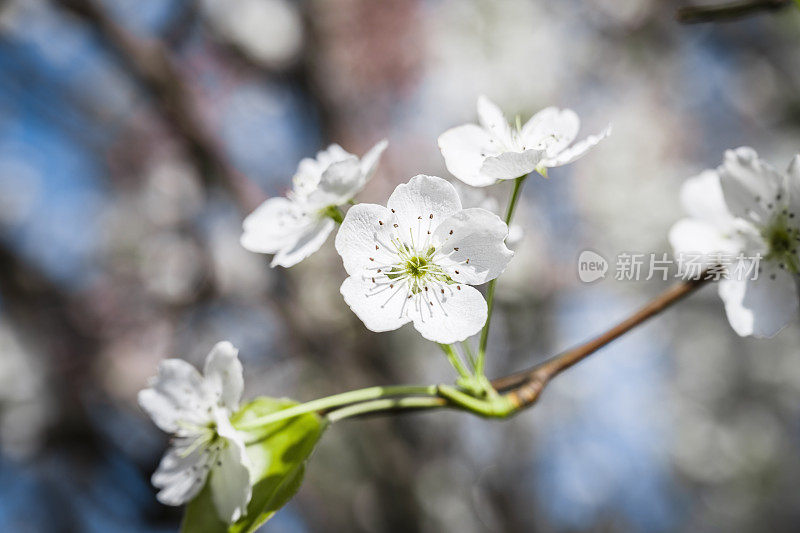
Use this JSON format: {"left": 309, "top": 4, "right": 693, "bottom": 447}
{"left": 181, "top": 397, "right": 326, "bottom": 533}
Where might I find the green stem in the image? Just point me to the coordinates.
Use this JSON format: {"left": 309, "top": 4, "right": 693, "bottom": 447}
{"left": 461, "top": 341, "right": 477, "bottom": 370}
{"left": 477, "top": 174, "right": 528, "bottom": 368}
{"left": 236, "top": 384, "right": 437, "bottom": 429}
{"left": 326, "top": 397, "right": 448, "bottom": 423}
{"left": 322, "top": 205, "right": 345, "bottom": 224}
{"left": 438, "top": 343, "right": 472, "bottom": 380}
{"left": 437, "top": 385, "right": 514, "bottom": 417}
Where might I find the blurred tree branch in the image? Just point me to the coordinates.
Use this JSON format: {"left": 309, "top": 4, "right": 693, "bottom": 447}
{"left": 47, "top": 0, "right": 328, "bottom": 379}
{"left": 0, "top": 242, "right": 100, "bottom": 447}
{"left": 51, "top": 0, "right": 264, "bottom": 213}
{"left": 677, "top": 0, "right": 793, "bottom": 23}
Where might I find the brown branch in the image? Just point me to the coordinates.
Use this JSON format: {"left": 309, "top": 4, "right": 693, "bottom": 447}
{"left": 676, "top": 0, "right": 792, "bottom": 23}
{"left": 51, "top": 0, "right": 264, "bottom": 213}
{"left": 495, "top": 275, "right": 713, "bottom": 410}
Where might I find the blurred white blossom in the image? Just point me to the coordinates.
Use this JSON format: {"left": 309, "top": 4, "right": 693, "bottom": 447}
{"left": 670, "top": 147, "right": 800, "bottom": 338}
{"left": 438, "top": 95, "right": 609, "bottom": 186}
{"left": 202, "top": 0, "right": 304, "bottom": 69}
{"left": 241, "top": 140, "right": 387, "bottom": 268}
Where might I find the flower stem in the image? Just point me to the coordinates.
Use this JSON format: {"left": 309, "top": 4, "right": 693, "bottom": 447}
{"left": 236, "top": 384, "right": 437, "bottom": 430}
{"left": 438, "top": 343, "right": 472, "bottom": 380}
{"left": 322, "top": 205, "right": 345, "bottom": 224}
{"left": 461, "top": 340, "right": 477, "bottom": 369}
{"left": 477, "top": 174, "right": 528, "bottom": 372}
{"left": 326, "top": 397, "right": 448, "bottom": 423}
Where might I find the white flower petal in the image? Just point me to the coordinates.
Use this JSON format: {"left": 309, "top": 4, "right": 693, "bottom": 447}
{"left": 386, "top": 175, "right": 462, "bottom": 233}
{"left": 203, "top": 342, "right": 244, "bottom": 413}
{"left": 240, "top": 197, "right": 308, "bottom": 254}
{"left": 306, "top": 156, "right": 362, "bottom": 207}
{"left": 270, "top": 216, "right": 335, "bottom": 268}
{"left": 718, "top": 147, "right": 784, "bottom": 223}
{"left": 522, "top": 107, "right": 580, "bottom": 157}
{"left": 679, "top": 170, "right": 735, "bottom": 227}
{"left": 477, "top": 95, "right": 512, "bottom": 147}
{"left": 433, "top": 208, "right": 513, "bottom": 285}
{"left": 334, "top": 203, "right": 395, "bottom": 276}
{"left": 292, "top": 144, "right": 354, "bottom": 199}
{"left": 292, "top": 158, "right": 324, "bottom": 198}
{"left": 411, "top": 283, "right": 488, "bottom": 344}
{"left": 480, "top": 149, "right": 545, "bottom": 180}
{"left": 540, "top": 125, "right": 611, "bottom": 168}
{"left": 316, "top": 143, "right": 352, "bottom": 167}
{"left": 438, "top": 124, "right": 496, "bottom": 187}
{"left": 210, "top": 414, "right": 252, "bottom": 523}
{"left": 138, "top": 359, "right": 211, "bottom": 433}
{"left": 668, "top": 219, "right": 740, "bottom": 258}
{"left": 786, "top": 154, "right": 800, "bottom": 217}
{"left": 718, "top": 264, "right": 799, "bottom": 338}
{"left": 360, "top": 139, "right": 388, "bottom": 181}
{"left": 152, "top": 445, "right": 209, "bottom": 506}
{"left": 340, "top": 275, "right": 413, "bottom": 333}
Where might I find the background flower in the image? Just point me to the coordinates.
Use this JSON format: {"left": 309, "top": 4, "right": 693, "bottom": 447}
{"left": 438, "top": 95, "right": 609, "bottom": 186}
{"left": 670, "top": 148, "right": 800, "bottom": 337}
{"left": 241, "top": 140, "right": 387, "bottom": 267}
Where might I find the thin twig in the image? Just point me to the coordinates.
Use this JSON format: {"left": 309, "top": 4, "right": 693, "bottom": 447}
{"left": 496, "top": 275, "right": 712, "bottom": 409}
{"left": 676, "top": 0, "right": 792, "bottom": 24}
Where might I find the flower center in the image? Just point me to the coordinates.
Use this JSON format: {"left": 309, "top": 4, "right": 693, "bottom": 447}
{"left": 406, "top": 255, "right": 428, "bottom": 278}
{"left": 762, "top": 213, "right": 800, "bottom": 274}
{"left": 384, "top": 249, "right": 450, "bottom": 294}
{"left": 319, "top": 204, "right": 344, "bottom": 223}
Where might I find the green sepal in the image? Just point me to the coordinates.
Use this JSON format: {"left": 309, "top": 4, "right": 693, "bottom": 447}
{"left": 181, "top": 397, "right": 326, "bottom": 533}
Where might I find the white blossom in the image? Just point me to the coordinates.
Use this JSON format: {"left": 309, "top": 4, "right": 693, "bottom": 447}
{"left": 438, "top": 95, "right": 610, "bottom": 187}
{"left": 241, "top": 140, "right": 387, "bottom": 267}
{"left": 335, "top": 175, "right": 513, "bottom": 343}
{"left": 669, "top": 147, "right": 800, "bottom": 338}
{"left": 138, "top": 342, "right": 251, "bottom": 523}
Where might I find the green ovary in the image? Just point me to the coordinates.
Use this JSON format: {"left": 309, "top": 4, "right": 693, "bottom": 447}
{"left": 406, "top": 256, "right": 428, "bottom": 278}
{"left": 386, "top": 249, "right": 451, "bottom": 294}
{"left": 763, "top": 216, "right": 800, "bottom": 274}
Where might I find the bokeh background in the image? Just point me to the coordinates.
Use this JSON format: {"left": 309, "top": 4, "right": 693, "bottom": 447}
{"left": 2, "top": 0, "right": 800, "bottom": 531}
